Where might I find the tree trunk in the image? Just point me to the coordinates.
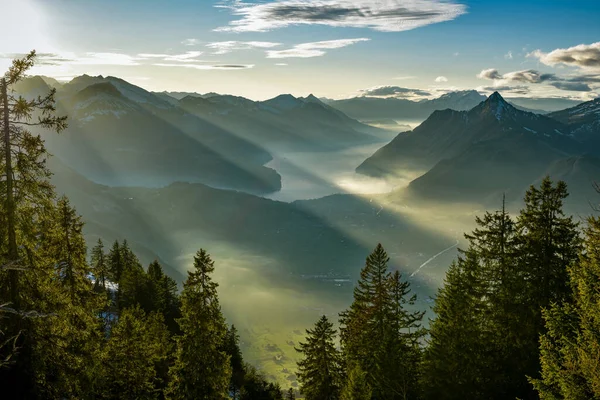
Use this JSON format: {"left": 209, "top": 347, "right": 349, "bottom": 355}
{"left": 2, "top": 78, "right": 18, "bottom": 308}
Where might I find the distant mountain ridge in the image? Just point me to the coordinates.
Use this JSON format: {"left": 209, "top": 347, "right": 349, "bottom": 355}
{"left": 358, "top": 92, "right": 599, "bottom": 205}
{"left": 325, "top": 90, "right": 585, "bottom": 121}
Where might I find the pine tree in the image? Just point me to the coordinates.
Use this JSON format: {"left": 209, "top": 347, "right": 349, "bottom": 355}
{"left": 339, "top": 244, "right": 391, "bottom": 385}
{"left": 340, "top": 362, "right": 372, "bottom": 400}
{"left": 339, "top": 243, "right": 423, "bottom": 398}
{"left": 224, "top": 324, "right": 245, "bottom": 399}
{"left": 98, "top": 306, "right": 172, "bottom": 399}
{"left": 91, "top": 239, "right": 108, "bottom": 291}
{"left": 382, "top": 270, "right": 425, "bottom": 399}
{"left": 107, "top": 240, "right": 123, "bottom": 283}
{"left": 30, "top": 195, "right": 104, "bottom": 398}
{"left": 513, "top": 177, "right": 581, "bottom": 398}
{"left": 295, "top": 315, "right": 343, "bottom": 400}
{"left": 421, "top": 256, "right": 488, "bottom": 400}
{"left": 118, "top": 242, "right": 148, "bottom": 311}
{"left": 147, "top": 260, "right": 180, "bottom": 332}
{"left": 0, "top": 51, "right": 69, "bottom": 397}
{"left": 532, "top": 216, "right": 600, "bottom": 399}
{"left": 0, "top": 50, "right": 67, "bottom": 309}
{"left": 167, "top": 249, "right": 231, "bottom": 400}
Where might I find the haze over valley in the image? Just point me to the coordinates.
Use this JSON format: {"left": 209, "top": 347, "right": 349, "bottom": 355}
{"left": 2, "top": 0, "right": 600, "bottom": 396}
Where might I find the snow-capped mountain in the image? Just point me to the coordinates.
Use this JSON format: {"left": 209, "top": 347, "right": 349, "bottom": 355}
{"left": 548, "top": 97, "right": 600, "bottom": 149}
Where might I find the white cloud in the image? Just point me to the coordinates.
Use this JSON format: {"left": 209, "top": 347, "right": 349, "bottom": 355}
{"left": 359, "top": 85, "right": 431, "bottom": 98}
{"left": 67, "top": 52, "right": 143, "bottom": 66}
{"left": 206, "top": 41, "right": 282, "bottom": 54}
{"left": 528, "top": 42, "right": 600, "bottom": 69}
{"left": 182, "top": 38, "right": 200, "bottom": 46}
{"left": 275, "top": 63, "right": 288, "bottom": 66}
{"left": 138, "top": 51, "right": 205, "bottom": 62}
{"left": 393, "top": 76, "right": 416, "bottom": 80}
{"left": 504, "top": 51, "right": 513, "bottom": 59}
{"left": 216, "top": 0, "right": 467, "bottom": 33}
{"left": 266, "top": 38, "right": 369, "bottom": 58}
{"left": 435, "top": 76, "right": 448, "bottom": 82}
{"left": 153, "top": 63, "right": 254, "bottom": 70}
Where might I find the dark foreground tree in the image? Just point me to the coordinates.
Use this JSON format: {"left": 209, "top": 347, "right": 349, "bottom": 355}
{"left": 295, "top": 315, "right": 343, "bottom": 400}
{"left": 167, "top": 249, "right": 231, "bottom": 399}
{"left": 532, "top": 215, "right": 600, "bottom": 399}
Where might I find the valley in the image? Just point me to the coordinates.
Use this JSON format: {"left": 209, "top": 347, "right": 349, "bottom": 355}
{"left": 19, "top": 74, "right": 600, "bottom": 388}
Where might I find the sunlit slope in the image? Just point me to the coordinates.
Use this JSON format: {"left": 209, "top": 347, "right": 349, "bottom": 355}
{"left": 19, "top": 76, "right": 281, "bottom": 194}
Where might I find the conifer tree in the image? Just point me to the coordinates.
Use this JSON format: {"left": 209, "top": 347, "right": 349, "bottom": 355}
{"left": 421, "top": 256, "right": 488, "bottom": 400}
{"left": 340, "top": 243, "right": 423, "bottom": 398}
{"left": 223, "top": 324, "right": 245, "bottom": 399}
{"left": 513, "top": 177, "right": 581, "bottom": 398}
{"left": 340, "top": 362, "right": 372, "bottom": 400}
{"left": 532, "top": 216, "right": 600, "bottom": 399}
{"left": 107, "top": 240, "right": 123, "bottom": 283}
{"left": 339, "top": 244, "right": 391, "bottom": 381}
{"left": 91, "top": 238, "right": 108, "bottom": 291}
{"left": 167, "top": 249, "right": 231, "bottom": 400}
{"left": 295, "top": 315, "right": 343, "bottom": 400}
{"left": 0, "top": 51, "right": 68, "bottom": 397}
{"left": 147, "top": 260, "right": 180, "bottom": 332}
{"left": 99, "top": 306, "right": 171, "bottom": 399}
{"left": 382, "top": 270, "right": 425, "bottom": 399}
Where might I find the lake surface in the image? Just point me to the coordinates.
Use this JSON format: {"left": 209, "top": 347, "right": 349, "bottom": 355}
{"left": 264, "top": 142, "right": 398, "bottom": 202}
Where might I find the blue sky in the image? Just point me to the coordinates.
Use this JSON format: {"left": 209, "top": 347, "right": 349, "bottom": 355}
{"left": 1, "top": 0, "right": 599, "bottom": 100}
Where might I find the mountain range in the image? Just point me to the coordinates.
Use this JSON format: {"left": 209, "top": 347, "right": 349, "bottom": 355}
{"left": 15, "top": 75, "right": 390, "bottom": 194}
{"left": 324, "top": 91, "right": 584, "bottom": 122}
{"left": 358, "top": 92, "right": 600, "bottom": 207}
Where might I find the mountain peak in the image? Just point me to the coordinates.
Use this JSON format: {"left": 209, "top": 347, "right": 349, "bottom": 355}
{"left": 487, "top": 91, "right": 506, "bottom": 103}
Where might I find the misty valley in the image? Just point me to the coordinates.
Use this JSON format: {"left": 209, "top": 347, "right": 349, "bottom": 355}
{"left": 2, "top": 1, "right": 600, "bottom": 398}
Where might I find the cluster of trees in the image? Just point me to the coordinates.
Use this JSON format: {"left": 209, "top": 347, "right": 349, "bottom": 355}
{"left": 0, "top": 52, "right": 293, "bottom": 399}
{"left": 294, "top": 180, "right": 600, "bottom": 400}
{"left": 3, "top": 52, "right": 600, "bottom": 400}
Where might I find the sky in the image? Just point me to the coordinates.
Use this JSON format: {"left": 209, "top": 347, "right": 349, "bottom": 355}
{"left": 1, "top": 0, "right": 599, "bottom": 101}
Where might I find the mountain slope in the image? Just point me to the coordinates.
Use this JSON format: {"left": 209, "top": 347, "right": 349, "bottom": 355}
{"left": 178, "top": 92, "right": 384, "bottom": 151}
{"left": 357, "top": 92, "right": 576, "bottom": 178}
{"left": 35, "top": 78, "right": 281, "bottom": 193}
{"left": 548, "top": 97, "right": 600, "bottom": 152}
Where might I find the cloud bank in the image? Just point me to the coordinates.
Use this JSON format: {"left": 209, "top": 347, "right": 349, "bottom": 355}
{"left": 360, "top": 85, "right": 431, "bottom": 98}
{"left": 216, "top": 0, "right": 467, "bottom": 33}
{"left": 477, "top": 68, "right": 599, "bottom": 92}
{"left": 528, "top": 42, "right": 600, "bottom": 69}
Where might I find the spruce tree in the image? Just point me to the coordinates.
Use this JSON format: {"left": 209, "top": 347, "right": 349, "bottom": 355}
{"left": 98, "top": 306, "right": 171, "bottom": 399}
{"left": 339, "top": 243, "right": 391, "bottom": 385}
{"left": 421, "top": 256, "right": 488, "bottom": 400}
{"left": 0, "top": 51, "right": 69, "bottom": 397}
{"left": 91, "top": 238, "right": 108, "bottom": 291}
{"left": 532, "top": 216, "right": 600, "bottom": 399}
{"left": 513, "top": 177, "right": 581, "bottom": 398}
{"left": 147, "top": 260, "right": 180, "bottom": 332}
{"left": 167, "top": 249, "right": 231, "bottom": 400}
{"left": 295, "top": 315, "right": 343, "bottom": 400}
{"left": 340, "top": 362, "right": 372, "bottom": 400}
{"left": 107, "top": 240, "right": 123, "bottom": 283}
{"left": 340, "top": 243, "right": 423, "bottom": 398}
{"left": 224, "top": 324, "right": 245, "bottom": 399}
